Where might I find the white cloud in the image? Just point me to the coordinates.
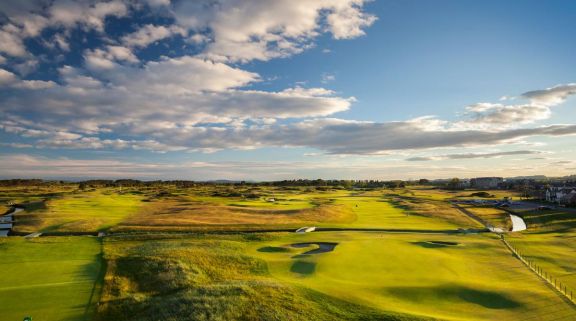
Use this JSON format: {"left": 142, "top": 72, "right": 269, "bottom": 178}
{"left": 406, "top": 150, "right": 545, "bottom": 161}
{"left": 0, "top": 56, "right": 353, "bottom": 136}
{"left": 49, "top": 0, "right": 128, "bottom": 32}
{"left": 0, "top": 68, "right": 55, "bottom": 89}
{"left": 463, "top": 103, "right": 552, "bottom": 127}
{"left": 174, "top": 0, "right": 376, "bottom": 62}
{"left": 522, "top": 83, "right": 576, "bottom": 106}
{"left": 0, "top": 25, "right": 28, "bottom": 57}
{"left": 84, "top": 45, "right": 138, "bottom": 70}
{"left": 0, "top": 0, "right": 129, "bottom": 58}
{"left": 321, "top": 73, "right": 336, "bottom": 83}
{"left": 122, "top": 24, "right": 187, "bottom": 48}
{"left": 326, "top": 1, "right": 377, "bottom": 39}
{"left": 0, "top": 68, "right": 17, "bottom": 84}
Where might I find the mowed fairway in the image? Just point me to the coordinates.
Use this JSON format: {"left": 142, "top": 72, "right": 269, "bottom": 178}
{"left": 15, "top": 190, "right": 143, "bottom": 233}
{"left": 0, "top": 237, "right": 103, "bottom": 321}
{"left": 252, "top": 232, "right": 576, "bottom": 321}
{"left": 334, "top": 195, "right": 466, "bottom": 229}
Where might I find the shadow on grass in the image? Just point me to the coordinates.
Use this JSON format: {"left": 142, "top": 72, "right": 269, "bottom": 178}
{"left": 257, "top": 246, "right": 290, "bottom": 253}
{"left": 387, "top": 285, "right": 522, "bottom": 309}
{"left": 412, "top": 241, "right": 460, "bottom": 248}
{"left": 290, "top": 261, "right": 316, "bottom": 275}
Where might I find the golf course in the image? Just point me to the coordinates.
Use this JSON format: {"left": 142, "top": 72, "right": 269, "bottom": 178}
{"left": 1, "top": 184, "right": 575, "bottom": 320}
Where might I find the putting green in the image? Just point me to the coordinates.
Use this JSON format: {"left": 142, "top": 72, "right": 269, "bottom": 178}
{"left": 0, "top": 237, "right": 103, "bottom": 321}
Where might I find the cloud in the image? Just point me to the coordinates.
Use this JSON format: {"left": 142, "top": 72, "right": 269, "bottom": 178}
{"left": 522, "top": 83, "right": 576, "bottom": 106}
{"left": 0, "top": 0, "right": 129, "bottom": 58}
{"left": 326, "top": 1, "right": 377, "bottom": 39}
{"left": 84, "top": 45, "right": 138, "bottom": 70}
{"left": 458, "top": 83, "right": 576, "bottom": 128}
{"left": 0, "top": 154, "right": 168, "bottom": 178}
{"left": 174, "top": 0, "right": 376, "bottom": 62}
{"left": 463, "top": 103, "right": 552, "bottom": 127}
{"left": 0, "top": 56, "right": 353, "bottom": 136}
{"left": 0, "top": 68, "right": 55, "bottom": 89}
{"left": 321, "top": 73, "right": 336, "bottom": 84}
{"left": 49, "top": 0, "right": 128, "bottom": 31}
{"left": 406, "top": 150, "right": 545, "bottom": 161}
{"left": 1, "top": 3, "right": 575, "bottom": 162}
{"left": 2, "top": 153, "right": 572, "bottom": 181}
{"left": 3, "top": 72, "right": 576, "bottom": 155}
{"left": 121, "top": 24, "right": 187, "bottom": 48}
{"left": 0, "top": 25, "right": 28, "bottom": 57}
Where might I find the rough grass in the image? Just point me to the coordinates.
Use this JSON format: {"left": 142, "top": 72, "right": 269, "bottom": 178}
{"left": 0, "top": 185, "right": 77, "bottom": 205}
{"left": 97, "top": 235, "right": 417, "bottom": 321}
{"left": 0, "top": 237, "right": 103, "bottom": 321}
{"left": 14, "top": 190, "right": 143, "bottom": 233}
{"left": 386, "top": 196, "right": 483, "bottom": 229}
{"left": 514, "top": 208, "right": 576, "bottom": 232}
{"left": 114, "top": 196, "right": 356, "bottom": 232}
{"left": 460, "top": 206, "right": 512, "bottom": 230}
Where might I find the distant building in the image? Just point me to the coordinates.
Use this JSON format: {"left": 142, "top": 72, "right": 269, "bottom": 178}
{"left": 546, "top": 187, "right": 576, "bottom": 204}
{"left": 470, "top": 177, "right": 503, "bottom": 189}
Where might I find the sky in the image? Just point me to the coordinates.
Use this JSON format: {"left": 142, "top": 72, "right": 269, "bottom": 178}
{"left": 0, "top": 0, "right": 575, "bottom": 181}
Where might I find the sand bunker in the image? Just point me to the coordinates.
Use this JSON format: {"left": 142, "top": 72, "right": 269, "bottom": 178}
{"left": 290, "top": 242, "right": 338, "bottom": 255}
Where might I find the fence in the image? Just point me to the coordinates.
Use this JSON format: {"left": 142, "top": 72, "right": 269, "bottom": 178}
{"left": 501, "top": 234, "right": 575, "bottom": 306}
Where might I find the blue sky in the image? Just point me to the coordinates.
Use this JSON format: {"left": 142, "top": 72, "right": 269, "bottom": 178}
{"left": 0, "top": 0, "right": 575, "bottom": 180}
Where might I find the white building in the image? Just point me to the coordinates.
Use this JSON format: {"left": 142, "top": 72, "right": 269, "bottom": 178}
{"left": 546, "top": 187, "right": 576, "bottom": 204}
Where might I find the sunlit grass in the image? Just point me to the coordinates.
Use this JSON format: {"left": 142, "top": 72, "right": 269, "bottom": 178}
{"left": 0, "top": 237, "right": 103, "bottom": 321}
{"left": 14, "top": 189, "right": 143, "bottom": 233}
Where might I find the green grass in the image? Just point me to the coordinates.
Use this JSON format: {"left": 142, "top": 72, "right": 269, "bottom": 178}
{"left": 507, "top": 231, "right": 576, "bottom": 291}
{"left": 4, "top": 185, "right": 575, "bottom": 321}
{"left": 0, "top": 237, "right": 103, "bottom": 321}
{"left": 94, "top": 232, "right": 576, "bottom": 321}
{"left": 251, "top": 232, "right": 576, "bottom": 321}
{"left": 501, "top": 207, "right": 576, "bottom": 291}
{"left": 96, "top": 235, "right": 417, "bottom": 321}
{"left": 14, "top": 190, "right": 144, "bottom": 233}
{"left": 333, "top": 196, "right": 465, "bottom": 229}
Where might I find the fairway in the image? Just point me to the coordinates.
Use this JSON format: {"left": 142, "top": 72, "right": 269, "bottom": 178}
{"left": 0, "top": 237, "right": 103, "bottom": 321}
{"left": 14, "top": 190, "right": 144, "bottom": 233}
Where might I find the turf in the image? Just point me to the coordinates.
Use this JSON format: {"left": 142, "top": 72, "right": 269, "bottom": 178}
{"left": 0, "top": 237, "right": 103, "bottom": 321}
{"left": 251, "top": 232, "right": 576, "bottom": 321}
{"left": 14, "top": 190, "right": 143, "bottom": 233}
{"left": 96, "top": 235, "right": 418, "bottom": 321}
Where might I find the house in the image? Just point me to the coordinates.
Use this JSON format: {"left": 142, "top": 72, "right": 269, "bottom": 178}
{"left": 546, "top": 187, "right": 576, "bottom": 204}
{"left": 470, "top": 177, "right": 503, "bottom": 189}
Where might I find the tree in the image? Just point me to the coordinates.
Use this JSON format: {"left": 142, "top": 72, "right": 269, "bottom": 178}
{"left": 446, "top": 178, "right": 461, "bottom": 190}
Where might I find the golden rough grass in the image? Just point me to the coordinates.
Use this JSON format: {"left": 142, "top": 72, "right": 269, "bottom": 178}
{"left": 388, "top": 197, "right": 484, "bottom": 229}
{"left": 114, "top": 198, "right": 355, "bottom": 232}
{"left": 464, "top": 206, "right": 512, "bottom": 230}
